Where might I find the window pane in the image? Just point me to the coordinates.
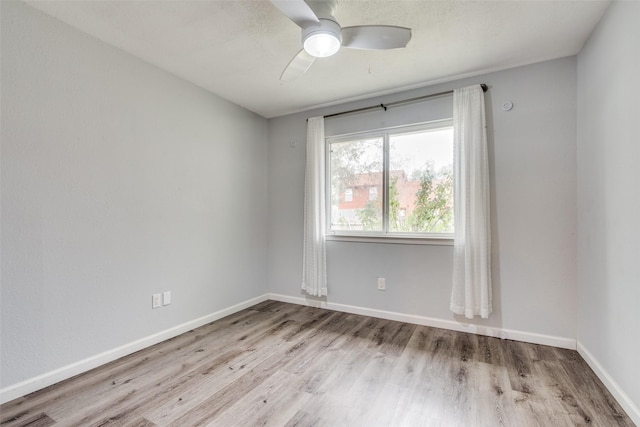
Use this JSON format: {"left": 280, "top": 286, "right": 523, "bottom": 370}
{"left": 344, "top": 188, "right": 353, "bottom": 202}
{"left": 368, "top": 187, "right": 378, "bottom": 200}
{"left": 329, "top": 137, "right": 383, "bottom": 232}
{"left": 388, "top": 127, "right": 454, "bottom": 233}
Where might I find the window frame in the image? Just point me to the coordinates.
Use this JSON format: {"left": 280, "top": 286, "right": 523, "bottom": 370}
{"left": 325, "top": 119, "right": 454, "bottom": 245}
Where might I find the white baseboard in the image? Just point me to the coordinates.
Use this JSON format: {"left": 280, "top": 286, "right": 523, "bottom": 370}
{"left": 268, "top": 293, "right": 576, "bottom": 350}
{"left": 577, "top": 341, "right": 640, "bottom": 426}
{"left": 0, "top": 293, "right": 578, "bottom": 405}
{"left": 0, "top": 294, "right": 270, "bottom": 405}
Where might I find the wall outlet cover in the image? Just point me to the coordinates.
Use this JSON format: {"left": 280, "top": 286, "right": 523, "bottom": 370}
{"left": 152, "top": 293, "right": 162, "bottom": 309}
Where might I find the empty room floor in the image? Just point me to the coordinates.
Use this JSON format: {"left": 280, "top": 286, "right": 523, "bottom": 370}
{"left": 0, "top": 301, "right": 633, "bottom": 426}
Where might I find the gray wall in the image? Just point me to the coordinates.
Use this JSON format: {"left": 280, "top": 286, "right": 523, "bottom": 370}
{"left": 269, "top": 57, "right": 578, "bottom": 341}
{"left": 577, "top": 0, "right": 640, "bottom": 413}
{"left": 1, "top": 1, "right": 268, "bottom": 388}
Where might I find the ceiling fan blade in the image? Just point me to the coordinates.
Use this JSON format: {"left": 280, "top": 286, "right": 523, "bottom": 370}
{"left": 270, "top": 0, "right": 319, "bottom": 28}
{"left": 280, "top": 49, "right": 316, "bottom": 82}
{"left": 341, "top": 25, "right": 412, "bottom": 50}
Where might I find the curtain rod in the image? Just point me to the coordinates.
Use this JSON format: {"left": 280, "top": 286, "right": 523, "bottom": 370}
{"left": 322, "top": 83, "right": 488, "bottom": 120}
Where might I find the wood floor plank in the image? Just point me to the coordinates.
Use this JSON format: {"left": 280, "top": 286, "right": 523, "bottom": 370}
{"left": 122, "top": 418, "right": 157, "bottom": 427}
{"left": 386, "top": 330, "right": 442, "bottom": 425}
{"left": 291, "top": 317, "right": 386, "bottom": 425}
{"left": 1, "top": 301, "right": 633, "bottom": 427}
{"left": 340, "top": 321, "right": 417, "bottom": 425}
{"left": 375, "top": 326, "right": 435, "bottom": 425}
{"left": 0, "top": 412, "right": 56, "bottom": 427}
{"left": 138, "top": 307, "right": 333, "bottom": 425}
{"left": 163, "top": 310, "right": 343, "bottom": 426}
{"left": 556, "top": 356, "right": 634, "bottom": 426}
{"left": 282, "top": 410, "right": 321, "bottom": 427}
{"left": 207, "top": 369, "right": 312, "bottom": 427}
{"left": 0, "top": 306, "right": 276, "bottom": 424}
{"left": 48, "top": 307, "right": 307, "bottom": 425}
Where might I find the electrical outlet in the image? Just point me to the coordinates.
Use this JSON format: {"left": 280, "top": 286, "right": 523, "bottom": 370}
{"left": 163, "top": 291, "right": 171, "bottom": 306}
{"left": 152, "top": 293, "right": 162, "bottom": 309}
{"left": 377, "top": 277, "right": 386, "bottom": 291}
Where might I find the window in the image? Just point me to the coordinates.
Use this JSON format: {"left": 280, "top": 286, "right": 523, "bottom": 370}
{"left": 368, "top": 186, "right": 378, "bottom": 201}
{"left": 344, "top": 188, "right": 353, "bottom": 202}
{"left": 328, "top": 120, "right": 453, "bottom": 238}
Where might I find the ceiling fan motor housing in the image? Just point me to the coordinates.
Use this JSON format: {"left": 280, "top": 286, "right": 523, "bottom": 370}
{"left": 302, "top": 18, "right": 342, "bottom": 57}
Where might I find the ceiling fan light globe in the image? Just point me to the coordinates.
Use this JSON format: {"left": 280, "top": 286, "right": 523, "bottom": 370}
{"left": 302, "top": 19, "right": 342, "bottom": 58}
{"left": 304, "top": 33, "right": 341, "bottom": 57}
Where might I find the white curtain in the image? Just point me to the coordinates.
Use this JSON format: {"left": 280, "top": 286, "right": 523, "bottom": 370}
{"left": 302, "top": 116, "right": 328, "bottom": 296}
{"left": 450, "top": 85, "right": 492, "bottom": 319}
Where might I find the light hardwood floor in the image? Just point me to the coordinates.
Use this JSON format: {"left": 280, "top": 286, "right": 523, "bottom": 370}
{"left": 0, "top": 301, "right": 634, "bottom": 426}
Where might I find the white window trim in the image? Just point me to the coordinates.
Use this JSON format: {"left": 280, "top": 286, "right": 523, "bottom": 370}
{"left": 326, "top": 234, "right": 453, "bottom": 246}
{"left": 326, "top": 119, "right": 454, "bottom": 244}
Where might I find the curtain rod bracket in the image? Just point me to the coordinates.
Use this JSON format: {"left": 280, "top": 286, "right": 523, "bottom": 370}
{"left": 380, "top": 103, "right": 387, "bottom": 111}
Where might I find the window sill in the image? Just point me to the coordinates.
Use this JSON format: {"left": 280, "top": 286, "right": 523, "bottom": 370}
{"left": 325, "top": 234, "right": 453, "bottom": 246}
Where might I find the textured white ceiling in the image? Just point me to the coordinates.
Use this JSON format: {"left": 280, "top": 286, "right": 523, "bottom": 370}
{"left": 24, "top": 0, "right": 609, "bottom": 118}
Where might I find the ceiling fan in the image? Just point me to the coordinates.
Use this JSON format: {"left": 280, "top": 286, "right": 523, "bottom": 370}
{"left": 271, "top": 0, "right": 412, "bottom": 81}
